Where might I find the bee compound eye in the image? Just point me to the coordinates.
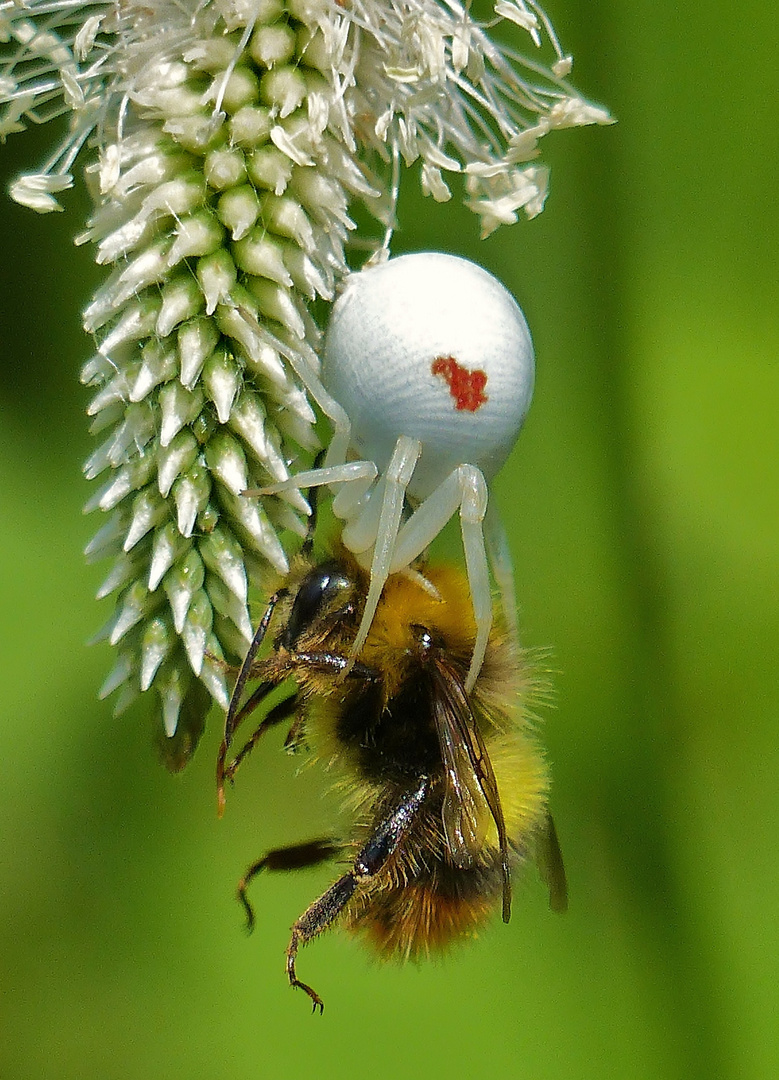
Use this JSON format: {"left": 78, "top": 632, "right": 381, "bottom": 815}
{"left": 281, "top": 562, "right": 354, "bottom": 647}
{"left": 323, "top": 252, "right": 535, "bottom": 498}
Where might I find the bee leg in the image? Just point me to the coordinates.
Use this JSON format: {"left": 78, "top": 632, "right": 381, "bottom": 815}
{"left": 291, "top": 651, "right": 380, "bottom": 681}
{"left": 285, "top": 774, "right": 430, "bottom": 1013}
{"left": 286, "top": 875, "right": 357, "bottom": 1013}
{"left": 224, "top": 589, "right": 288, "bottom": 744}
{"left": 217, "top": 587, "right": 289, "bottom": 814}
{"left": 222, "top": 691, "right": 304, "bottom": 790}
{"left": 217, "top": 682, "right": 285, "bottom": 817}
{"left": 237, "top": 838, "right": 342, "bottom": 931}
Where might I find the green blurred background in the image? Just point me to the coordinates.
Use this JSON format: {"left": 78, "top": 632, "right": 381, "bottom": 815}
{"left": 1, "top": 2, "right": 776, "bottom": 1078}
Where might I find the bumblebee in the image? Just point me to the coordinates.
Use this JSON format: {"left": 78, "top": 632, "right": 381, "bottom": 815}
{"left": 217, "top": 552, "right": 566, "bottom": 1012}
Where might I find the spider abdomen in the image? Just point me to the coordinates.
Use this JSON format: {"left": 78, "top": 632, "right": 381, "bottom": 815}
{"left": 323, "top": 252, "right": 535, "bottom": 499}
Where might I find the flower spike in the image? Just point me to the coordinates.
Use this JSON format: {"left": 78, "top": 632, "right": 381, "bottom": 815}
{"left": 1, "top": 0, "right": 611, "bottom": 760}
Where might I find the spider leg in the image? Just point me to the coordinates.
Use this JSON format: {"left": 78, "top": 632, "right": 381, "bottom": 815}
{"left": 231, "top": 304, "right": 374, "bottom": 519}
{"left": 389, "top": 464, "right": 491, "bottom": 692}
{"left": 390, "top": 468, "right": 465, "bottom": 568}
{"left": 243, "top": 461, "right": 380, "bottom": 553}
{"left": 458, "top": 466, "right": 491, "bottom": 693}
{"left": 330, "top": 467, "right": 378, "bottom": 523}
{"left": 345, "top": 435, "right": 421, "bottom": 666}
{"left": 340, "top": 473, "right": 385, "bottom": 552}
{"left": 247, "top": 460, "right": 378, "bottom": 498}
{"left": 484, "top": 500, "right": 519, "bottom": 646}
{"left": 235, "top": 304, "right": 353, "bottom": 472}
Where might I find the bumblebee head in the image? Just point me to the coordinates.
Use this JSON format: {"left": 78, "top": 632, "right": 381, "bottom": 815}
{"left": 278, "top": 560, "right": 361, "bottom": 650}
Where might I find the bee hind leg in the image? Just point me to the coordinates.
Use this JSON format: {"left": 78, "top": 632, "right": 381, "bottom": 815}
{"left": 285, "top": 774, "right": 430, "bottom": 1013}
{"left": 286, "top": 874, "right": 359, "bottom": 1014}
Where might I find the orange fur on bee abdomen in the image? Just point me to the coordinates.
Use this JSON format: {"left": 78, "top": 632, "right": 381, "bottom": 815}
{"left": 346, "top": 851, "right": 503, "bottom": 961}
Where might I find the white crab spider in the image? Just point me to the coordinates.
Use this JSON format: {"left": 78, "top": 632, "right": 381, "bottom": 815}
{"left": 259, "top": 252, "right": 535, "bottom": 691}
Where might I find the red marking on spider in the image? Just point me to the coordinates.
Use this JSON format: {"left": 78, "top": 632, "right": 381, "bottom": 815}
{"left": 431, "top": 356, "right": 489, "bottom": 412}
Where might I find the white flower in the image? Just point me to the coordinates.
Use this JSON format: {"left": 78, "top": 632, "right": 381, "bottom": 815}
{"left": 0, "top": 0, "right": 611, "bottom": 763}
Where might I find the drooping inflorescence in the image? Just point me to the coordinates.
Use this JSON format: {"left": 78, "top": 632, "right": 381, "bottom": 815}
{"left": 0, "top": 0, "right": 611, "bottom": 760}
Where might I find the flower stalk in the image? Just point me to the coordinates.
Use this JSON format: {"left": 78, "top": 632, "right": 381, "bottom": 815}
{"left": 0, "top": 0, "right": 611, "bottom": 765}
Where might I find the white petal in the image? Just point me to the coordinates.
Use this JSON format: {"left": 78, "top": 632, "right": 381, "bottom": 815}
{"left": 10, "top": 173, "right": 72, "bottom": 213}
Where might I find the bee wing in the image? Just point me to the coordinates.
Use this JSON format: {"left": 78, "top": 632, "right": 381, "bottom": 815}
{"left": 436, "top": 712, "right": 491, "bottom": 865}
{"left": 431, "top": 658, "right": 512, "bottom": 922}
{"left": 536, "top": 812, "right": 568, "bottom": 914}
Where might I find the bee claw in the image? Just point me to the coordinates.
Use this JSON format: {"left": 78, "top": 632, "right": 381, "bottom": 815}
{"left": 290, "top": 978, "right": 324, "bottom": 1014}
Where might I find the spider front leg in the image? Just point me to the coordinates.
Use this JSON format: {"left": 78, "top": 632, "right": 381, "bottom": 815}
{"left": 343, "top": 435, "right": 422, "bottom": 665}
{"left": 260, "top": 436, "right": 425, "bottom": 678}
{"left": 390, "top": 463, "right": 491, "bottom": 692}
{"left": 238, "top": 330, "right": 380, "bottom": 514}
{"left": 252, "top": 459, "right": 378, "bottom": 510}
